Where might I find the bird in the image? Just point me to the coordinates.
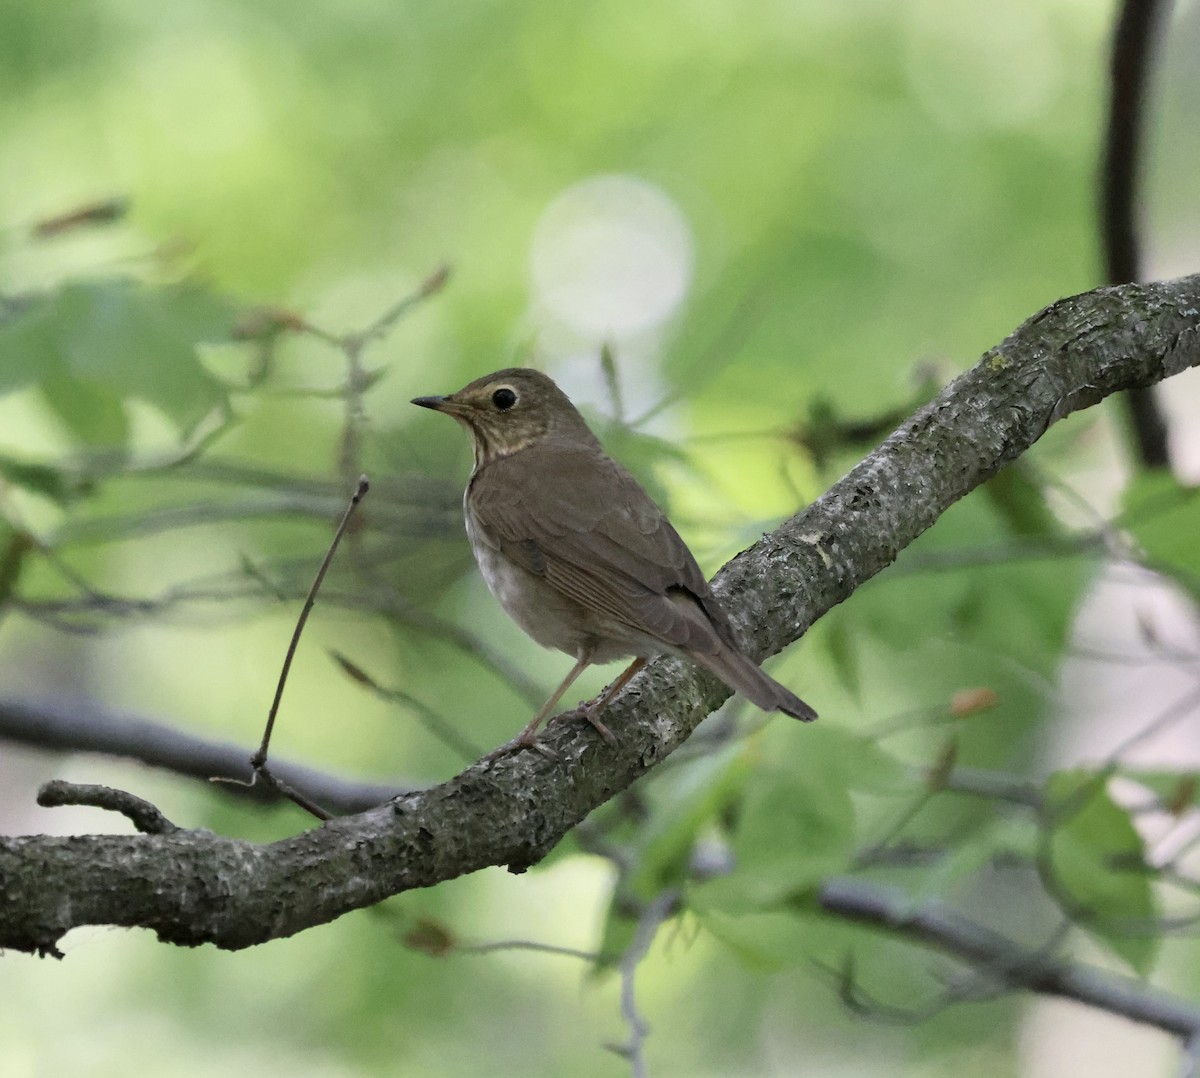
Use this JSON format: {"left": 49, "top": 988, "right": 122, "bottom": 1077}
{"left": 412, "top": 367, "right": 816, "bottom": 757}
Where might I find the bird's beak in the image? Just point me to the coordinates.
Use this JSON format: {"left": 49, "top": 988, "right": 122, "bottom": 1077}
{"left": 411, "top": 395, "right": 449, "bottom": 411}
{"left": 412, "top": 393, "right": 476, "bottom": 427}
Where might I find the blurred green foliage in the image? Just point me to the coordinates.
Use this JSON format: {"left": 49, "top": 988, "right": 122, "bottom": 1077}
{"left": 1, "top": 1, "right": 1198, "bottom": 1077}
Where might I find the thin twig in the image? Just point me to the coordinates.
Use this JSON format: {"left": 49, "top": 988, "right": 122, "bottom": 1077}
{"left": 211, "top": 477, "right": 370, "bottom": 820}
{"left": 609, "top": 890, "right": 679, "bottom": 1077}
{"left": 599, "top": 342, "right": 625, "bottom": 424}
{"left": 295, "top": 264, "right": 449, "bottom": 485}
{"left": 813, "top": 952, "right": 956, "bottom": 1024}
{"left": 630, "top": 279, "right": 773, "bottom": 427}
{"left": 12, "top": 563, "right": 548, "bottom": 707}
{"left": 940, "top": 766, "right": 1044, "bottom": 809}
{"left": 854, "top": 782, "right": 941, "bottom": 869}
{"left": 459, "top": 939, "right": 600, "bottom": 962}
{"left": 56, "top": 493, "right": 383, "bottom": 546}
{"left": 1106, "top": 684, "right": 1200, "bottom": 765}
{"left": 241, "top": 766, "right": 334, "bottom": 822}
{"left": 37, "top": 780, "right": 178, "bottom": 834}
{"left": 253, "top": 476, "right": 370, "bottom": 770}
{"left": 329, "top": 650, "right": 484, "bottom": 762}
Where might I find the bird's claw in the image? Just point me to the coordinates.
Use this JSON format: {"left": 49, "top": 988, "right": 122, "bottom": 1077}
{"left": 584, "top": 710, "right": 618, "bottom": 746}
{"left": 481, "top": 702, "right": 619, "bottom": 767}
{"left": 479, "top": 733, "right": 560, "bottom": 767}
{"left": 549, "top": 704, "right": 618, "bottom": 746}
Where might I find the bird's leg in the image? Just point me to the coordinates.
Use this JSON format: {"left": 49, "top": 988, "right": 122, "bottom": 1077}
{"left": 481, "top": 651, "right": 592, "bottom": 763}
{"left": 551, "top": 656, "right": 646, "bottom": 746}
{"left": 519, "top": 653, "right": 591, "bottom": 742}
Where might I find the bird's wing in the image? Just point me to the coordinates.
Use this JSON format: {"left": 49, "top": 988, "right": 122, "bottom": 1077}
{"left": 468, "top": 442, "right": 731, "bottom": 654}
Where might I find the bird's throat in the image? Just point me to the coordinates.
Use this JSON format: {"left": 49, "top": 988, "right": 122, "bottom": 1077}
{"left": 469, "top": 429, "right": 538, "bottom": 470}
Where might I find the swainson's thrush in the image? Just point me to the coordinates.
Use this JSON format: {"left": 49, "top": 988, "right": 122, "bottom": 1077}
{"left": 412, "top": 367, "right": 816, "bottom": 755}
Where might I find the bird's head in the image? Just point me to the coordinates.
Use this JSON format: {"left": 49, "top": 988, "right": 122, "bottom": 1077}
{"left": 412, "top": 367, "right": 598, "bottom": 465}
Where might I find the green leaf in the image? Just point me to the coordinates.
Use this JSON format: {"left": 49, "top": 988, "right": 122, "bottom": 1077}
{"left": 594, "top": 907, "right": 638, "bottom": 971}
{"left": 691, "top": 749, "right": 858, "bottom": 915}
{"left": 807, "top": 724, "right": 910, "bottom": 796}
{"left": 864, "top": 487, "right": 1087, "bottom": 674}
{"left": 691, "top": 893, "right": 902, "bottom": 979}
{"left": 626, "top": 749, "right": 750, "bottom": 898}
{"left": 0, "top": 455, "right": 82, "bottom": 504}
{"left": 0, "top": 525, "right": 33, "bottom": 605}
{"left": 1043, "top": 770, "right": 1159, "bottom": 974}
{"left": 982, "top": 462, "right": 1061, "bottom": 538}
{"left": 1121, "top": 473, "right": 1200, "bottom": 589}
{"left": 906, "top": 815, "right": 1035, "bottom": 906}
{"left": 689, "top": 905, "right": 823, "bottom": 971}
{"left": 591, "top": 750, "right": 751, "bottom": 971}
{"left": 820, "top": 615, "right": 861, "bottom": 695}
{"left": 40, "top": 372, "right": 129, "bottom": 448}
{"left": 0, "top": 291, "right": 61, "bottom": 391}
{"left": 0, "top": 277, "right": 238, "bottom": 440}
{"left": 592, "top": 728, "right": 903, "bottom": 966}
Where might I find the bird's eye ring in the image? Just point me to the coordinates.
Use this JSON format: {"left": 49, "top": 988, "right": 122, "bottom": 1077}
{"left": 491, "top": 387, "right": 518, "bottom": 410}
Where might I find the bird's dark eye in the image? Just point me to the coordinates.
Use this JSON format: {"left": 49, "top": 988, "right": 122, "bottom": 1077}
{"left": 491, "top": 387, "right": 517, "bottom": 410}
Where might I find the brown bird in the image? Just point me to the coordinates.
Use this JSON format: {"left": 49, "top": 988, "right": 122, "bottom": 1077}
{"left": 412, "top": 367, "right": 816, "bottom": 756}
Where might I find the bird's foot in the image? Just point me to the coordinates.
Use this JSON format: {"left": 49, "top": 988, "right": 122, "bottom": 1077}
{"left": 479, "top": 731, "right": 560, "bottom": 767}
{"left": 549, "top": 703, "right": 618, "bottom": 746}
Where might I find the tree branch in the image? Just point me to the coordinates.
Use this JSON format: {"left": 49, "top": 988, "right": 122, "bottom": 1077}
{"left": 1101, "top": 0, "right": 1167, "bottom": 287}
{"left": 2, "top": 275, "right": 1199, "bottom": 957}
{"left": 1101, "top": 0, "right": 1172, "bottom": 467}
{"left": 818, "top": 877, "right": 1200, "bottom": 1040}
{"left": 0, "top": 695, "right": 405, "bottom": 814}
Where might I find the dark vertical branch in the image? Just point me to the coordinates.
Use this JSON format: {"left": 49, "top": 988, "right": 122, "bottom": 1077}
{"left": 1101, "top": 0, "right": 1173, "bottom": 468}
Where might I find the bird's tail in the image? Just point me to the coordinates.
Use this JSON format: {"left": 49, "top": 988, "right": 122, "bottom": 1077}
{"left": 696, "top": 644, "right": 818, "bottom": 722}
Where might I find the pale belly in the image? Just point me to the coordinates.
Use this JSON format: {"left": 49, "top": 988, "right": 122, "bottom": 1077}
{"left": 466, "top": 507, "right": 654, "bottom": 663}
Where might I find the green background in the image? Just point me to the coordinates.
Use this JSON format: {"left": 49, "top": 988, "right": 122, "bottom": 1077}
{"left": 1, "top": 1, "right": 1198, "bottom": 1075}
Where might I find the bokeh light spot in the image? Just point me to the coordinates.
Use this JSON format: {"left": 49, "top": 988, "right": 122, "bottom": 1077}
{"left": 531, "top": 174, "right": 693, "bottom": 338}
